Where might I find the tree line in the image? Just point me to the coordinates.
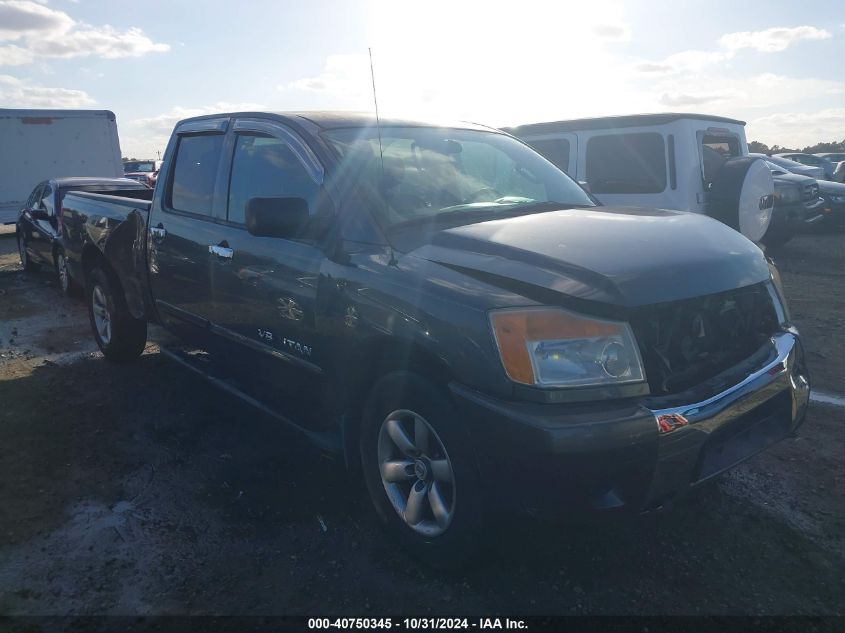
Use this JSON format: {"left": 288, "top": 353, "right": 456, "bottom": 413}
{"left": 749, "top": 139, "right": 845, "bottom": 155}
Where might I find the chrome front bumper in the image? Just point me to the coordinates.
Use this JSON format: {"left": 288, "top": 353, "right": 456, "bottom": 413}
{"left": 643, "top": 331, "right": 810, "bottom": 510}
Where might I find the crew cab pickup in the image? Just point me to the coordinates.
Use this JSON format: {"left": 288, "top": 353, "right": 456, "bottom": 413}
{"left": 61, "top": 111, "right": 810, "bottom": 564}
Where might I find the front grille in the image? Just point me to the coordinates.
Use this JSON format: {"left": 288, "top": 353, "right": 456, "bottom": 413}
{"left": 631, "top": 283, "right": 780, "bottom": 396}
{"left": 802, "top": 183, "right": 819, "bottom": 203}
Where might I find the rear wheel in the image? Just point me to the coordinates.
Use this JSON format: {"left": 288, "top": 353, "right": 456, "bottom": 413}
{"left": 55, "top": 250, "right": 80, "bottom": 297}
{"left": 17, "top": 233, "right": 39, "bottom": 272}
{"left": 87, "top": 267, "right": 147, "bottom": 362}
{"left": 360, "top": 371, "right": 484, "bottom": 567}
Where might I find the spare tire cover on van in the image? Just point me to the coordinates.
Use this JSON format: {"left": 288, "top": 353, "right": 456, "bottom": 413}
{"left": 708, "top": 156, "right": 774, "bottom": 242}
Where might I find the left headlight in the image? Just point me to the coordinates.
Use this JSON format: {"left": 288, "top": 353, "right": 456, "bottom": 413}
{"left": 489, "top": 307, "right": 645, "bottom": 388}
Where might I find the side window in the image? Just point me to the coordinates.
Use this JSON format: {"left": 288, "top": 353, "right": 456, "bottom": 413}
{"left": 39, "top": 185, "right": 55, "bottom": 216}
{"left": 26, "top": 183, "right": 44, "bottom": 209}
{"left": 527, "top": 138, "right": 571, "bottom": 174}
{"left": 227, "top": 134, "right": 319, "bottom": 225}
{"left": 168, "top": 133, "right": 224, "bottom": 216}
{"left": 700, "top": 133, "right": 741, "bottom": 184}
{"left": 586, "top": 133, "right": 666, "bottom": 194}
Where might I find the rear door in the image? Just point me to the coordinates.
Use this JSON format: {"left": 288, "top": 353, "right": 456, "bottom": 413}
{"left": 207, "top": 118, "right": 328, "bottom": 419}
{"left": 148, "top": 118, "right": 228, "bottom": 343}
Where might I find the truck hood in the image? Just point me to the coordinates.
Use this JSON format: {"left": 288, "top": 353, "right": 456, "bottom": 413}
{"left": 406, "top": 207, "right": 771, "bottom": 307}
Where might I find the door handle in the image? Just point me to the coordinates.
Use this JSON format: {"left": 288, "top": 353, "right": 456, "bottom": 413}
{"left": 150, "top": 224, "right": 167, "bottom": 242}
{"left": 209, "top": 243, "right": 233, "bottom": 259}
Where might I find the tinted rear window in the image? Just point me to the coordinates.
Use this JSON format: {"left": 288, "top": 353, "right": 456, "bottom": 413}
{"left": 169, "top": 134, "right": 224, "bottom": 216}
{"left": 586, "top": 133, "right": 666, "bottom": 194}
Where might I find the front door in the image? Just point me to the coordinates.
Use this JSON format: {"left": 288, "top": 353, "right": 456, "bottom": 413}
{"left": 208, "top": 119, "right": 328, "bottom": 423}
{"left": 148, "top": 120, "right": 228, "bottom": 345}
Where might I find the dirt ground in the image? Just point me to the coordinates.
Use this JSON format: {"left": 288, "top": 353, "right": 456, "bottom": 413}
{"left": 0, "top": 224, "right": 843, "bottom": 616}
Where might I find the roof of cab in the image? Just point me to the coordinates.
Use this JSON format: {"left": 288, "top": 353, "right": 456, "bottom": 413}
{"left": 504, "top": 112, "right": 746, "bottom": 136}
{"left": 175, "top": 111, "right": 499, "bottom": 133}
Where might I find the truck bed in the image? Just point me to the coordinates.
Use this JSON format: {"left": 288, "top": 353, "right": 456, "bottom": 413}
{"left": 61, "top": 189, "right": 156, "bottom": 321}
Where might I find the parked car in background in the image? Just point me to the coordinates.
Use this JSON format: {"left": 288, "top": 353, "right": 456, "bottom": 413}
{"left": 122, "top": 159, "right": 162, "bottom": 187}
{"left": 0, "top": 109, "right": 125, "bottom": 224}
{"left": 760, "top": 161, "right": 824, "bottom": 247}
{"left": 775, "top": 153, "right": 839, "bottom": 181}
{"left": 751, "top": 153, "right": 825, "bottom": 180}
{"left": 817, "top": 179, "right": 845, "bottom": 226}
{"left": 507, "top": 113, "right": 776, "bottom": 243}
{"left": 812, "top": 153, "right": 845, "bottom": 183}
{"left": 60, "top": 111, "right": 809, "bottom": 564}
{"left": 16, "top": 177, "right": 148, "bottom": 295}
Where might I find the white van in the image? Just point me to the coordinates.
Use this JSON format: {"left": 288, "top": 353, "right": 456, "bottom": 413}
{"left": 0, "top": 109, "right": 124, "bottom": 224}
{"left": 505, "top": 113, "right": 775, "bottom": 242}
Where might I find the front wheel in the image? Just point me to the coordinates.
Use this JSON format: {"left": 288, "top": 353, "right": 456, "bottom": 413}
{"left": 17, "top": 233, "right": 39, "bottom": 272}
{"left": 55, "top": 250, "right": 80, "bottom": 297}
{"left": 87, "top": 267, "right": 147, "bottom": 362}
{"left": 360, "top": 371, "right": 484, "bottom": 567}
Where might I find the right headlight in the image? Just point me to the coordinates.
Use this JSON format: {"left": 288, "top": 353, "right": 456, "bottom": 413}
{"left": 489, "top": 307, "right": 645, "bottom": 388}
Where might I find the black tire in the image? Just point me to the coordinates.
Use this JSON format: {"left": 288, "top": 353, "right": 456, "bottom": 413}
{"left": 87, "top": 267, "right": 147, "bottom": 362}
{"left": 360, "top": 370, "right": 485, "bottom": 568}
{"left": 708, "top": 156, "right": 774, "bottom": 242}
{"left": 55, "top": 249, "right": 81, "bottom": 297}
{"left": 17, "top": 232, "right": 40, "bottom": 272}
{"left": 761, "top": 228, "right": 792, "bottom": 249}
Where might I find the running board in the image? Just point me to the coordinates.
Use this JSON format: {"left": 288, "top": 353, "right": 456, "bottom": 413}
{"left": 158, "top": 345, "right": 342, "bottom": 454}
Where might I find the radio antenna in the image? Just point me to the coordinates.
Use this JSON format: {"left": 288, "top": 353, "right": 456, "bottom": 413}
{"left": 368, "top": 47, "right": 385, "bottom": 176}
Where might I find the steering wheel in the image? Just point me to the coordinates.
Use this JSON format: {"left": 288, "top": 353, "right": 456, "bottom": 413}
{"left": 465, "top": 187, "right": 502, "bottom": 203}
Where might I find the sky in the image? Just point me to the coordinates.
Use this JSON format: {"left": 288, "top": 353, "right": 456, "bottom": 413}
{"left": 1, "top": 0, "right": 844, "bottom": 158}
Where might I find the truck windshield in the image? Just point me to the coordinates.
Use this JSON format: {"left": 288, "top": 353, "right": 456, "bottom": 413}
{"left": 322, "top": 127, "right": 594, "bottom": 228}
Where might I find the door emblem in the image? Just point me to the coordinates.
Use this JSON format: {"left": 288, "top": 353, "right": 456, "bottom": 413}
{"left": 344, "top": 305, "right": 359, "bottom": 329}
{"left": 277, "top": 297, "right": 304, "bottom": 321}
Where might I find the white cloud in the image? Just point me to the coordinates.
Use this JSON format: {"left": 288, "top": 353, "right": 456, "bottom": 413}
{"left": 29, "top": 25, "right": 170, "bottom": 59}
{"left": 0, "top": 0, "right": 73, "bottom": 41}
{"left": 591, "top": 21, "right": 631, "bottom": 41}
{"left": 282, "top": 54, "right": 370, "bottom": 101}
{"left": 0, "top": 43, "right": 32, "bottom": 65}
{"left": 659, "top": 91, "right": 734, "bottom": 107}
{"left": 720, "top": 26, "right": 831, "bottom": 53}
{"left": 747, "top": 109, "right": 845, "bottom": 147}
{"left": 0, "top": 0, "right": 168, "bottom": 65}
{"left": 0, "top": 73, "right": 94, "bottom": 107}
{"left": 635, "top": 49, "right": 734, "bottom": 75}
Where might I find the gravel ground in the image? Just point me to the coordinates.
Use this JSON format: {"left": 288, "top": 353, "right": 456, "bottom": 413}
{"left": 0, "top": 224, "right": 843, "bottom": 616}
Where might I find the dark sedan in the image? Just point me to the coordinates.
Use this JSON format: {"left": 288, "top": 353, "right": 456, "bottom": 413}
{"left": 761, "top": 161, "right": 824, "bottom": 247}
{"left": 16, "top": 177, "right": 148, "bottom": 295}
{"left": 818, "top": 180, "right": 845, "bottom": 226}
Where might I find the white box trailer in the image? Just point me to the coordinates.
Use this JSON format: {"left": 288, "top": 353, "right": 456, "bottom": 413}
{"left": 0, "top": 109, "right": 124, "bottom": 224}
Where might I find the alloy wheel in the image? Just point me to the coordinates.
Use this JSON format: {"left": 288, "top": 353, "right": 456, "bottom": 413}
{"left": 377, "top": 409, "right": 456, "bottom": 537}
{"left": 92, "top": 285, "right": 112, "bottom": 345}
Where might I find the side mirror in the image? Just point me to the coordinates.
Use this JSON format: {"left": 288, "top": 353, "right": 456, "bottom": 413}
{"left": 30, "top": 207, "right": 50, "bottom": 221}
{"left": 245, "top": 197, "right": 309, "bottom": 238}
{"left": 578, "top": 180, "right": 592, "bottom": 194}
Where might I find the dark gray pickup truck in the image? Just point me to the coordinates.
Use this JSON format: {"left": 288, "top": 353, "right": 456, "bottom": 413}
{"left": 60, "top": 111, "right": 810, "bottom": 564}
